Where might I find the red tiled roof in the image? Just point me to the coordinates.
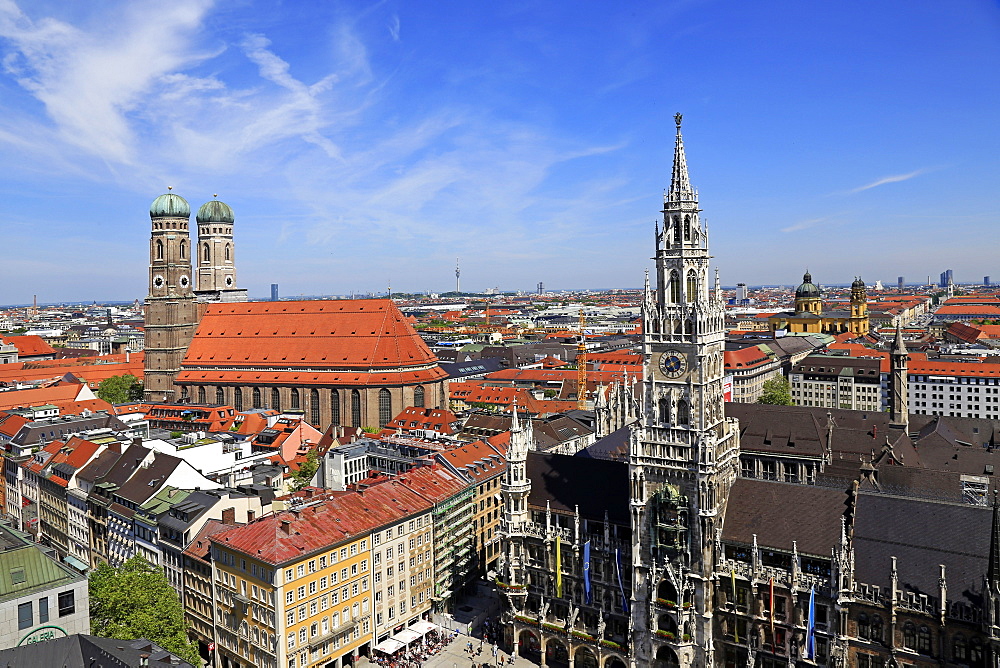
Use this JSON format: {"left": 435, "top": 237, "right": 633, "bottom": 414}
{"left": 211, "top": 480, "right": 434, "bottom": 565}
{"left": 179, "top": 299, "right": 445, "bottom": 387}
{"left": 0, "top": 384, "right": 89, "bottom": 411}
{"left": 724, "top": 345, "right": 773, "bottom": 370}
{"left": 2, "top": 335, "right": 55, "bottom": 357}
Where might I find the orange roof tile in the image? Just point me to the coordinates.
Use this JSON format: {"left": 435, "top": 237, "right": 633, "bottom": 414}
{"left": 180, "top": 299, "right": 445, "bottom": 387}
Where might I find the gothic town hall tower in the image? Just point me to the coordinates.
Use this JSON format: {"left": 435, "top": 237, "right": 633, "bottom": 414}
{"left": 629, "top": 114, "right": 740, "bottom": 667}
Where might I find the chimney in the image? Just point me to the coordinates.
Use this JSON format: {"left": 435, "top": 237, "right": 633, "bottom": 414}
{"left": 280, "top": 518, "right": 292, "bottom": 534}
{"left": 247, "top": 509, "right": 255, "bottom": 522}
{"left": 221, "top": 507, "right": 235, "bottom": 525}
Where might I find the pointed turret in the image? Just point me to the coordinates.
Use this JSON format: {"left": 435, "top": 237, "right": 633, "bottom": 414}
{"left": 892, "top": 322, "right": 908, "bottom": 355}
{"left": 890, "top": 323, "right": 909, "bottom": 429}
{"left": 668, "top": 113, "right": 695, "bottom": 204}
{"left": 989, "top": 492, "right": 1000, "bottom": 589}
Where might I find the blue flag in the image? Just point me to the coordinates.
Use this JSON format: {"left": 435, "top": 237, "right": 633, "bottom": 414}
{"left": 583, "top": 541, "right": 592, "bottom": 604}
{"left": 615, "top": 548, "right": 628, "bottom": 613}
{"left": 806, "top": 586, "right": 816, "bottom": 659}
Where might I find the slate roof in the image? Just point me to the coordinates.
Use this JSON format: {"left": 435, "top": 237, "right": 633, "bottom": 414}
{"left": 0, "top": 634, "right": 194, "bottom": 668}
{"left": 721, "top": 478, "right": 848, "bottom": 557}
{"left": 576, "top": 425, "right": 630, "bottom": 461}
{"left": 853, "top": 491, "right": 990, "bottom": 605}
{"left": 525, "top": 451, "right": 629, "bottom": 525}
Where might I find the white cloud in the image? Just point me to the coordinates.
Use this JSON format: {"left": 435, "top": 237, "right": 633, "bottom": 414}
{"left": 781, "top": 217, "right": 828, "bottom": 233}
{"left": 850, "top": 169, "right": 927, "bottom": 193}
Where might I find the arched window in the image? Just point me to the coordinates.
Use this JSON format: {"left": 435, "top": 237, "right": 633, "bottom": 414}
{"left": 668, "top": 271, "right": 681, "bottom": 303}
{"left": 203, "top": 243, "right": 210, "bottom": 262}
{"left": 869, "top": 615, "right": 883, "bottom": 642}
{"left": 903, "top": 622, "right": 916, "bottom": 650}
{"left": 216, "top": 387, "right": 224, "bottom": 405}
{"left": 953, "top": 635, "right": 968, "bottom": 662}
{"left": 970, "top": 638, "right": 985, "bottom": 665}
{"left": 310, "top": 389, "right": 320, "bottom": 426}
{"left": 225, "top": 244, "right": 231, "bottom": 261}
{"left": 331, "top": 389, "right": 340, "bottom": 425}
{"left": 683, "top": 215, "right": 691, "bottom": 241}
{"left": 917, "top": 625, "right": 931, "bottom": 654}
{"left": 290, "top": 388, "right": 300, "bottom": 409}
{"left": 672, "top": 216, "right": 681, "bottom": 245}
{"left": 686, "top": 270, "right": 697, "bottom": 302}
{"left": 180, "top": 386, "right": 189, "bottom": 401}
{"left": 677, "top": 400, "right": 689, "bottom": 425}
{"left": 272, "top": 388, "right": 281, "bottom": 412}
{"left": 351, "top": 390, "right": 361, "bottom": 427}
{"left": 179, "top": 241, "right": 186, "bottom": 259}
{"left": 379, "top": 389, "right": 392, "bottom": 428}
{"left": 155, "top": 239, "right": 164, "bottom": 260}
{"left": 414, "top": 385, "right": 425, "bottom": 408}
{"left": 252, "top": 387, "right": 261, "bottom": 409}
{"left": 234, "top": 387, "right": 243, "bottom": 412}
{"left": 658, "top": 398, "right": 669, "bottom": 423}
{"left": 197, "top": 386, "right": 206, "bottom": 404}
{"left": 857, "top": 613, "right": 869, "bottom": 640}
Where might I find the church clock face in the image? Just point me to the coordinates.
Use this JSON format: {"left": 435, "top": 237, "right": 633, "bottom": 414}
{"left": 659, "top": 350, "right": 687, "bottom": 378}
{"left": 179, "top": 275, "right": 190, "bottom": 288}
{"left": 225, "top": 275, "right": 234, "bottom": 287}
{"left": 153, "top": 275, "right": 164, "bottom": 288}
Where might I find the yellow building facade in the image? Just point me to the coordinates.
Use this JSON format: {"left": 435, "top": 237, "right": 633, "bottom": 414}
{"left": 768, "top": 272, "right": 869, "bottom": 336}
{"left": 211, "top": 517, "right": 373, "bottom": 668}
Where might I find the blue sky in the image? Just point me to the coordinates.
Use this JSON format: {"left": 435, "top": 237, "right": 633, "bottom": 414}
{"left": 0, "top": 0, "right": 998, "bottom": 303}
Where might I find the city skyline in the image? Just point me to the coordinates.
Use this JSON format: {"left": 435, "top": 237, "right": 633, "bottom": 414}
{"left": 0, "top": 1, "right": 998, "bottom": 303}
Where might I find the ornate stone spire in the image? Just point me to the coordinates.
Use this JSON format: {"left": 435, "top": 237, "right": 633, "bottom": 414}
{"left": 668, "top": 113, "right": 695, "bottom": 204}
{"left": 892, "top": 322, "right": 908, "bottom": 355}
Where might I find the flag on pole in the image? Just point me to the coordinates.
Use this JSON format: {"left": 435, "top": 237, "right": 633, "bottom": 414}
{"left": 615, "top": 548, "right": 628, "bottom": 613}
{"left": 555, "top": 535, "right": 562, "bottom": 598}
{"left": 769, "top": 577, "right": 775, "bottom": 638}
{"left": 731, "top": 569, "right": 739, "bottom": 644}
{"left": 583, "top": 540, "right": 592, "bottom": 604}
{"left": 806, "top": 586, "right": 816, "bottom": 659}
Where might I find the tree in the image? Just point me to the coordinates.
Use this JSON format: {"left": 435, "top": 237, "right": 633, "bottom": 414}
{"left": 758, "top": 375, "right": 793, "bottom": 405}
{"left": 96, "top": 374, "right": 143, "bottom": 404}
{"left": 89, "top": 556, "right": 199, "bottom": 665}
{"left": 290, "top": 449, "right": 319, "bottom": 491}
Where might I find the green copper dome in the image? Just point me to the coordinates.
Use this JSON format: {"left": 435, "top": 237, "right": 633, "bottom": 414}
{"left": 196, "top": 198, "right": 235, "bottom": 225}
{"left": 149, "top": 192, "right": 190, "bottom": 219}
{"left": 795, "top": 272, "right": 821, "bottom": 299}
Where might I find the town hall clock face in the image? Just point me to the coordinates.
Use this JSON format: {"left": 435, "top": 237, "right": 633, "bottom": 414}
{"left": 659, "top": 350, "right": 687, "bottom": 378}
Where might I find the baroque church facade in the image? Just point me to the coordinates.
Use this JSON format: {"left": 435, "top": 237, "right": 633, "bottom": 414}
{"left": 143, "top": 192, "right": 447, "bottom": 429}
{"left": 767, "top": 272, "right": 870, "bottom": 336}
{"left": 497, "top": 117, "right": 1000, "bottom": 668}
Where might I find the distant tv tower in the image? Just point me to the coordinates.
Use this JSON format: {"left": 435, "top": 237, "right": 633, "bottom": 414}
{"left": 455, "top": 258, "right": 461, "bottom": 294}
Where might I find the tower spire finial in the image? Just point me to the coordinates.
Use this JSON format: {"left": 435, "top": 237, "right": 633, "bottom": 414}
{"left": 668, "top": 113, "right": 694, "bottom": 204}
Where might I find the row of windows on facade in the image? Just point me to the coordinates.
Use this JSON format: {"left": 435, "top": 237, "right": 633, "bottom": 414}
{"left": 16, "top": 590, "right": 76, "bottom": 630}
{"left": 187, "top": 385, "right": 427, "bottom": 427}
{"left": 153, "top": 239, "right": 232, "bottom": 262}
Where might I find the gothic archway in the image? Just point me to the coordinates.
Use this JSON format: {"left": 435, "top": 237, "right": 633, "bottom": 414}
{"left": 654, "top": 645, "right": 680, "bottom": 668}
{"left": 605, "top": 656, "right": 627, "bottom": 668}
{"left": 518, "top": 630, "right": 540, "bottom": 660}
{"left": 574, "top": 646, "right": 598, "bottom": 668}
{"left": 545, "top": 638, "right": 569, "bottom": 668}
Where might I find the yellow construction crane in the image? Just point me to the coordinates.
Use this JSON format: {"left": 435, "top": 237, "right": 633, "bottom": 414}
{"left": 577, "top": 309, "right": 587, "bottom": 410}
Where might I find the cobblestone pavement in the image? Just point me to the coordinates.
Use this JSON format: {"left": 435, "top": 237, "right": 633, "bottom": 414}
{"left": 358, "top": 634, "right": 540, "bottom": 668}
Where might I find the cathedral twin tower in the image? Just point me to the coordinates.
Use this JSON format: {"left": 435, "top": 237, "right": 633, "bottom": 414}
{"left": 144, "top": 190, "right": 246, "bottom": 401}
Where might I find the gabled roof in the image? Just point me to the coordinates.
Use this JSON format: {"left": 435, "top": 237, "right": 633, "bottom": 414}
{"left": 211, "top": 480, "right": 434, "bottom": 565}
{"left": 853, "top": 491, "right": 989, "bottom": 606}
{"left": 2, "top": 335, "right": 55, "bottom": 357}
{"left": 179, "top": 299, "right": 445, "bottom": 387}
{"left": 722, "top": 478, "right": 847, "bottom": 557}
